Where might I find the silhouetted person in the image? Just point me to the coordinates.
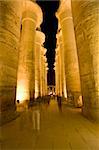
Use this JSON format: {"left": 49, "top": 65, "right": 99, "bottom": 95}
{"left": 17, "top": 100, "right": 20, "bottom": 104}
{"left": 57, "top": 96, "right": 62, "bottom": 112}
{"left": 32, "top": 107, "right": 40, "bottom": 131}
{"left": 47, "top": 95, "right": 50, "bottom": 105}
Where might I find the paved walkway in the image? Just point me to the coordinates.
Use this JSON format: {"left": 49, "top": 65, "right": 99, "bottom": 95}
{"left": 0, "top": 98, "right": 99, "bottom": 150}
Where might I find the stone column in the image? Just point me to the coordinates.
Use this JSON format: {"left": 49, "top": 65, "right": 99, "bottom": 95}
{"left": 72, "top": 0, "right": 99, "bottom": 121}
{"left": 58, "top": 45, "right": 62, "bottom": 97}
{"left": 42, "top": 48, "right": 47, "bottom": 96}
{"left": 57, "top": 30, "right": 67, "bottom": 98}
{"left": 42, "top": 54, "right": 45, "bottom": 96}
{"left": 55, "top": 47, "right": 62, "bottom": 96}
{"left": 55, "top": 50, "right": 58, "bottom": 95}
{"left": 44, "top": 57, "right": 48, "bottom": 95}
{"left": 40, "top": 46, "right": 43, "bottom": 97}
{"left": 44, "top": 57, "right": 46, "bottom": 95}
{"left": 0, "top": 0, "right": 22, "bottom": 118}
{"left": 56, "top": 0, "right": 82, "bottom": 106}
{"left": 35, "top": 30, "right": 45, "bottom": 98}
{"left": 54, "top": 62, "right": 57, "bottom": 95}
{"left": 40, "top": 46, "right": 46, "bottom": 97}
{"left": 42, "top": 55, "right": 45, "bottom": 96}
{"left": 16, "top": 1, "right": 42, "bottom": 103}
{"left": 55, "top": 64, "right": 58, "bottom": 95}
{"left": 45, "top": 64, "right": 48, "bottom": 95}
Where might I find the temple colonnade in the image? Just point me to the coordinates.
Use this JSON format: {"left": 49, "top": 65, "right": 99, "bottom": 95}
{"left": 35, "top": 31, "right": 48, "bottom": 98}
{"left": 71, "top": 0, "right": 99, "bottom": 121}
{"left": 56, "top": 0, "right": 82, "bottom": 107}
{"left": 0, "top": 0, "right": 48, "bottom": 122}
{"left": 55, "top": 29, "right": 67, "bottom": 99}
{"left": 0, "top": 0, "right": 23, "bottom": 115}
{"left": 0, "top": 0, "right": 99, "bottom": 123}
{"left": 55, "top": 0, "right": 99, "bottom": 121}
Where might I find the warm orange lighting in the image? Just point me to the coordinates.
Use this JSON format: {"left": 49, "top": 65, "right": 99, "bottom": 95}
{"left": 64, "top": 90, "right": 67, "bottom": 98}
{"left": 16, "top": 79, "right": 29, "bottom": 103}
{"left": 35, "top": 80, "right": 39, "bottom": 98}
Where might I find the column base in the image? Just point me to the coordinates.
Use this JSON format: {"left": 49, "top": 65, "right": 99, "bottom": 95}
{"left": 67, "top": 91, "right": 83, "bottom": 107}
{"left": 82, "top": 106, "right": 99, "bottom": 123}
{"left": 0, "top": 86, "right": 19, "bottom": 125}
{"left": 73, "top": 92, "right": 83, "bottom": 108}
{"left": 0, "top": 107, "right": 20, "bottom": 126}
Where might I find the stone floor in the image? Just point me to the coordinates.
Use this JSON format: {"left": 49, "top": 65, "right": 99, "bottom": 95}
{"left": 0, "top": 98, "right": 99, "bottom": 150}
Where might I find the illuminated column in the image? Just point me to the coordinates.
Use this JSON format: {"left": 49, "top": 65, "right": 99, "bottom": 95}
{"left": 55, "top": 49, "right": 59, "bottom": 95}
{"left": 40, "top": 47, "right": 43, "bottom": 97}
{"left": 62, "top": 41, "right": 67, "bottom": 99}
{"left": 42, "top": 55, "right": 45, "bottom": 96}
{"left": 16, "top": 1, "right": 42, "bottom": 102}
{"left": 55, "top": 47, "right": 62, "bottom": 96}
{"left": 45, "top": 64, "right": 48, "bottom": 95}
{"left": 44, "top": 57, "right": 48, "bottom": 95}
{"left": 55, "top": 44, "right": 59, "bottom": 96}
{"left": 54, "top": 62, "right": 57, "bottom": 96}
{"left": 58, "top": 47, "right": 62, "bottom": 96}
{"left": 44, "top": 58, "right": 46, "bottom": 95}
{"left": 72, "top": 0, "right": 99, "bottom": 121}
{"left": 54, "top": 62, "right": 57, "bottom": 95}
{"left": 40, "top": 48, "right": 43, "bottom": 96}
{"left": 0, "top": 0, "right": 22, "bottom": 115}
{"left": 57, "top": 0, "right": 82, "bottom": 106}
{"left": 41, "top": 48, "right": 47, "bottom": 96}
{"left": 58, "top": 46, "right": 62, "bottom": 97}
{"left": 42, "top": 56, "right": 45, "bottom": 96}
{"left": 35, "top": 30, "right": 45, "bottom": 98}
{"left": 57, "top": 30, "right": 67, "bottom": 98}
{"left": 40, "top": 47, "right": 46, "bottom": 96}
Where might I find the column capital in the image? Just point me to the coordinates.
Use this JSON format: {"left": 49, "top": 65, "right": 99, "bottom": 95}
{"left": 53, "top": 67, "right": 56, "bottom": 71}
{"left": 55, "top": 46, "right": 59, "bottom": 54}
{"left": 22, "top": 0, "right": 43, "bottom": 27}
{"left": 56, "top": 0, "right": 72, "bottom": 24}
{"left": 46, "top": 67, "right": 49, "bottom": 71}
{"left": 54, "top": 62, "right": 56, "bottom": 67}
{"left": 41, "top": 47, "right": 47, "bottom": 56}
{"left": 36, "top": 30, "right": 45, "bottom": 45}
{"left": 56, "top": 30, "right": 63, "bottom": 45}
{"left": 57, "top": 0, "right": 71, "bottom": 15}
{"left": 44, "top": 56, "right": 47, "bottom": 63}
{"left": 45, "top": 62, "right": 48, "bottom": 66}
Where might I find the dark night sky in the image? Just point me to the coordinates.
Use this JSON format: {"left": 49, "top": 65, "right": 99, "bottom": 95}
{"left": 36, "top": 0, "right": 60, "bottom": 85}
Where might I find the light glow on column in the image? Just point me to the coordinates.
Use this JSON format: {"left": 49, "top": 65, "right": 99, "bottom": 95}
{"left": 16, "top": 79, "right": 29, "bottom": 103}
{"left": 64, "top": 87, "right": 67, "bottom": 98}
{"left": 35, "top": 80, "right": 39, "bottom": 98}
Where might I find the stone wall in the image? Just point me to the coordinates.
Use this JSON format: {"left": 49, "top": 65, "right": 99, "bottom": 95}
{"left": 71, "top": 0, "right": 99, "bottom": 121}
{"left": 0, "top": 1, "right": 22, "bottom": 112}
